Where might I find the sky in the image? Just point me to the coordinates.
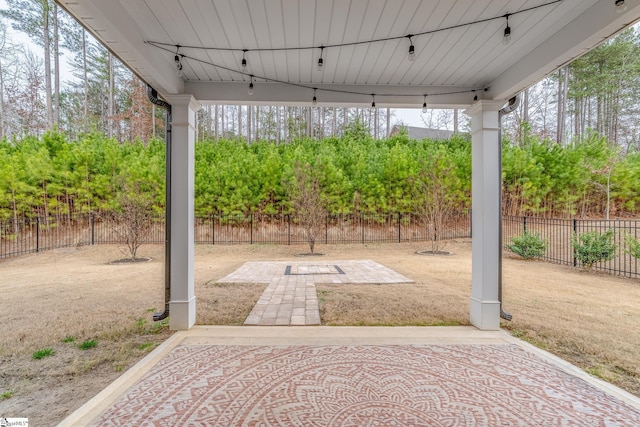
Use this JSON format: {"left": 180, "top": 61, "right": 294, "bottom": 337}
{"left": 392, "top": 109, "right": 426, "bottom": 127}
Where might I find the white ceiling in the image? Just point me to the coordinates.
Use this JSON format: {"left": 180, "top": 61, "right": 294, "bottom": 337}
{"left": 57, "top": 0, "right": 640, "bottom": 108}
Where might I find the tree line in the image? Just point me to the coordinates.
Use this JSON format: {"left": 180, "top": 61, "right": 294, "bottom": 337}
{"left": 503, "top": 27, "right": 640, "bottom": 153}
{"left": 2, "top": 123, "right": 640, "bottom": 228}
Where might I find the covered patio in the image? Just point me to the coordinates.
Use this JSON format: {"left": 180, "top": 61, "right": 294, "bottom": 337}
{"left": 56, "top": 0, "right": 640, "bottom": 424}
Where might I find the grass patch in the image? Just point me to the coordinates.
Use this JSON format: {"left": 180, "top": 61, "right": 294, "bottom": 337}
{"left": 79, "top": 339, "right": 98, "bottom": 350}
{"left": 504, "top": 327, "right": 549, "bottom": 350}
{"left": 196, "top": 282, "right": 267, "bottom": 325}
{"left": 585, "top": 365, "right": 620, "bottom": 382}
{"left": 430, "top": 320, "right": 464, "bottom": 327}
{"left": 317, "top": 283, "right": 468, "bottom": 326}
{"left": 148, "top": 319, "right": 169, "bottom": 334}
{"left": 32, "top": 348, "right": 55, "bottom": 360}
{"left": 134, "top": 317, "right": 169, "bottom": 335}
{"left": 137, "top": 342, "right": 155, "bottom": 351}
{"left": 61, "top": 335, "right": 76, "bottom": 343}
{"left": 1, "top": 391, "right": 14, "bottom": 400}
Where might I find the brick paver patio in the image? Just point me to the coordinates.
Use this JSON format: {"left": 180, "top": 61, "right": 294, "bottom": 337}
{"left": 216, "top": 260, "right": 413, "bottom": 326}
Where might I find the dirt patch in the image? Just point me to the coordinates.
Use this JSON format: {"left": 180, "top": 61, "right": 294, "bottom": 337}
{"left": 108, "top": 257, "right": 152, "bottom": 265}
{"left": 0, "top": 240, "right": 639, "bottom": 425}
{"left": 415, "top": 250, "right": 452, "bottom": 256}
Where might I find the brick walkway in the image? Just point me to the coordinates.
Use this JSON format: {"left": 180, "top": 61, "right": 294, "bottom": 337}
{"left": 216, "top": 260, "right": 413, "bottom": 326}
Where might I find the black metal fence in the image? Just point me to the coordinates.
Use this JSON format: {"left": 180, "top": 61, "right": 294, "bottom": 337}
{"left": 195, "top": 213, "right": 471, "bottom": 245}
{"left": 0, "top": 212, "right": 471, "bottom": 259}
{"left": 3, "top": 213, "right": 639, "bottom": 279}
{"left": 503, "top": 216, "right": 640, "bottom": 278}
{"left": 0, "top": 214, "right": 167, "bottom": 258}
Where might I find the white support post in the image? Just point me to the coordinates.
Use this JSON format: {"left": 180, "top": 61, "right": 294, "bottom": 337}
{"left": 466, "top": 100, "right": 505, "bottom": 331}
{"left": 165, "top": 95, "right": 199, "bottom": 330}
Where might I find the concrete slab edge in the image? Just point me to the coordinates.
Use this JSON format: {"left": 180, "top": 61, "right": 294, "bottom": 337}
{"left": 58, "top": 331, "right": 185, "bottom": 426}
{"left": 499, "top": 331, "right": 640, "bottom": 411}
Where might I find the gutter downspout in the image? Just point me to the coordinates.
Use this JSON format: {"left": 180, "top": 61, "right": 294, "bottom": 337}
{"left": 498, "top": 95, "right": 520, "bottom": 322}
{"left": 147, "top": 85, "right": 172, "bottom": 322}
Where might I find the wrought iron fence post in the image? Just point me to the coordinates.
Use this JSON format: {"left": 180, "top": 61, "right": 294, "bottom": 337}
{"left": 287, "top": 214, "right": 291, "bottom": 245}
{"left": 36, "top": 217, "right": 39, "bottom": 253}
{"left": 523, "top": 216, "right": 527, "bottom": 233}
{"left": 398, "top": 212, "right": 401, "bottom": 243}
{"left": 361, "top": 212, "right": 365, "bottom": 244}
{"left": 250, "top": 213, "right": 253, "bottom": 244}
{"left": 90, "top": 213, "right": 95, "bottom": 246}
{"left": 573, "top": 218, "right": 578, "bottom": 267}
{"left": 325, "top": 214, "right": 328, "bottom": 244}
{"left": 212, "top": 214, "right": 215, "bottom": 245}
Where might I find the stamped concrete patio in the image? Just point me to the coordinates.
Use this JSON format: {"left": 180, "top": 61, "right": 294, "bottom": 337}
{"left": 60, "top": 327, "right": 640, "bottom": 426}
{"left": 59, "top": 260, "right": 640, "bottom": 426}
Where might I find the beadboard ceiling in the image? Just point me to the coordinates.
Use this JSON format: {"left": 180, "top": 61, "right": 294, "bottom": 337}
{"left": 57, "top": 0, "right": 640, "bottom": 107}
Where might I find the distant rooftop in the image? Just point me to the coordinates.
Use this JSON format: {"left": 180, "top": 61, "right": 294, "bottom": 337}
{"left": 389, "top": 125, "right": 467, "bottom": 141}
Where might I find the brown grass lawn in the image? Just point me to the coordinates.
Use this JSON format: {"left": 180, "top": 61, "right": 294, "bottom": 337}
{"left": 0, "top": 240, "right": 639, "bottom": 426}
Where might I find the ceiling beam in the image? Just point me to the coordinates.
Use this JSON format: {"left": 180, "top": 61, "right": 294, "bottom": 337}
{"left": 185, "top": 81, "right": 477, "bottom": 108}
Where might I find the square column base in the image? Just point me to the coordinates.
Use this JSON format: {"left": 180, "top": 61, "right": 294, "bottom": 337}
{"left": 170, "top": 297, "right": 196, "bottom": 330}
{"left": 470, "top": 297, "right": 501, "bottom": 330}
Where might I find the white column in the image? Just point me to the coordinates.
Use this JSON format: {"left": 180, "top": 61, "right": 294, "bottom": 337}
{"left": 466, "top": 100, "right": 505, "bottom": 330}
{"left": 165, "top": 95, "right": 199, "bottom": 330}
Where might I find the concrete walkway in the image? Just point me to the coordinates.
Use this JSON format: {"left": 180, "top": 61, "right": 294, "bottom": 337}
{"left": 216, "top": 260, "right": 413, "bottom": 326}
{"left": 59, "top": 326, "right": 640, "bottom": 426}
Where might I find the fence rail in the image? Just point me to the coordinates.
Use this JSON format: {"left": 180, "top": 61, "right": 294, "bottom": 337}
{"left": 2, "top": 213, "right": 639, "bottom": 279}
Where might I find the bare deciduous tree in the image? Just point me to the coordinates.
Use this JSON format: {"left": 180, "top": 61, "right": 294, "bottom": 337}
{"left": 111, "top": 179, "right": 155, "bottom": 260}
{"left": 412, "top": 152, "right": 462, "bottom": 253}
{"left": 288, "top": 162, "right": 326, "bottom": 254}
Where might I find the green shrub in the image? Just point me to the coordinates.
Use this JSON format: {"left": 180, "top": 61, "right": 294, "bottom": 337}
{"left": 506, "top": 231, "right": 547, "bottom": 260}
{"left": 572, "top": 229, "right": 616, "bottom": 270}
{"left": 625, "top": 233, "right": 640, "bottom": 259}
